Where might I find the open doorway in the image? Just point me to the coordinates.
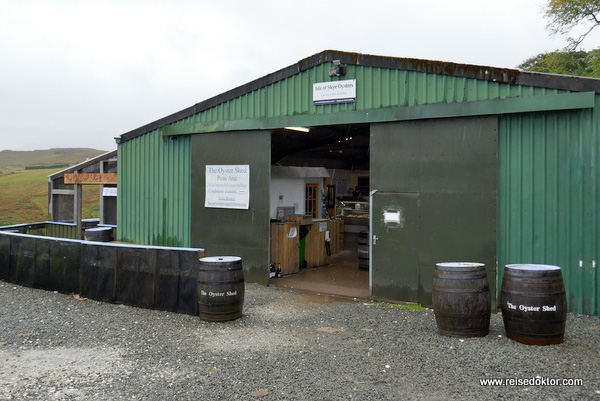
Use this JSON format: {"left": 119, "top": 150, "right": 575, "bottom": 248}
{"left": 268, "top": 124, "right": 370, "bottom": 298}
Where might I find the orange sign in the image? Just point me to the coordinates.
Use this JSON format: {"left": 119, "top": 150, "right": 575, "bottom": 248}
{"left": 64, "top": 173, "right": 117, "bottom": 185}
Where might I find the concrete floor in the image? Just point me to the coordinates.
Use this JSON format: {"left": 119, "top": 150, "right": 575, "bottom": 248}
{"left": 271, "top": 250, "right": 370, "bottom": 299}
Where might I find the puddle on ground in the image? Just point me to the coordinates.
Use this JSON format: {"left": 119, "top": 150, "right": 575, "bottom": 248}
{"left": 290, "top": 290, "right": 362, "bottom": 304}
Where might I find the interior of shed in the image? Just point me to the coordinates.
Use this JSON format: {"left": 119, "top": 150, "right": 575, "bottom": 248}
{"left": 269, "top": 123, "right": 370, "bottom": 298}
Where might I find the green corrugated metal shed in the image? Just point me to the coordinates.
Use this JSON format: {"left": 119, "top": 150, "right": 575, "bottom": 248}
{"left": 118, "top": 131, "right": 191, "bottom": 247}
{"left": 116, "top": 50, "right": 600, "bottom": 315}
{"left": 498, "top": 108, "right": 599, "bottom": 315}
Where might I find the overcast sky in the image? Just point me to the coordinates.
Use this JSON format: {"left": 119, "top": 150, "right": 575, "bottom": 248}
{"left": 1, "top": 0, "right": 597, "bottom": 152}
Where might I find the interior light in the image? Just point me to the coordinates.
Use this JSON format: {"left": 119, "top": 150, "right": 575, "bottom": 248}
{"left": 284, "top": 126, "right": 310, "bottom": 133}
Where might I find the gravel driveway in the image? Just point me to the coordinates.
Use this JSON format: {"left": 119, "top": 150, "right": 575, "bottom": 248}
{"left": 0, "top": 281, "right": 599, "bottom": 400}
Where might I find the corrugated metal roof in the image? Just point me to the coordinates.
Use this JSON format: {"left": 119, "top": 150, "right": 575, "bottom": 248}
{"left": 117, "top": 50, "right": 600, "bottom": 144}
{"left": 48, "top": 150, "right": 117, "bottom": 179}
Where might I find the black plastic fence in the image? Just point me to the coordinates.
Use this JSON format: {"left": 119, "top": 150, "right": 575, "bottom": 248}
{"left": 0, "top": 231, "right": 204, "bottom": 315}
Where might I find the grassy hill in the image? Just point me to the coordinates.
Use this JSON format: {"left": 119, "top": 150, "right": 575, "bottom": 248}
{"left": 0, "top": 148, "right": 109, "bottom": 170}
{"left": 0, "top": 148, "right": 109, "bottom": 226}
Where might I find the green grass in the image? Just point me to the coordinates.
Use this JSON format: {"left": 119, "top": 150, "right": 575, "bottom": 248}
{"left": 0, "top": 148, "right": 107, "bottom": 226}
{"left": 381, "top": 302, "right": 426, "bottom": 311}
{"left": 0, "top": 148, "right": 108, "bottom": 170}
{"left": 0, "top": 169, "right": 50, "bottom": 225}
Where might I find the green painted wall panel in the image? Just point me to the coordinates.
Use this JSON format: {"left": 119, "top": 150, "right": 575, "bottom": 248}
{"left": 498, "top": 106, "right": 598, "bottom": 315}
{"left": 117, "top": 131, "right": 191, "bottom": 247}
{"left": 190, "top": 131, "right": 271, "bottom": 284}
{"left": 371, "top": 117, "right": 497, "bottom": 307}
{"left": 190, "top": 66, "right": 546, "bottom": 126}
{"left": 164, "top": 67, "right": 575, "bottom": 140}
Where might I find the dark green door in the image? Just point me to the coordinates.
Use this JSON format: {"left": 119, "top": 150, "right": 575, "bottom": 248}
{"left": 371, "top": 192, "right": 419, "bottom": 302}
{"left": 370, "top": 117, "right": 497, "bottom": 307}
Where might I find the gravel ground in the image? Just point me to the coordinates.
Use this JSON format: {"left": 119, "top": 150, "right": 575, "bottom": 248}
{"left": 0, "top": 281, "right": 599, "bottom": 401}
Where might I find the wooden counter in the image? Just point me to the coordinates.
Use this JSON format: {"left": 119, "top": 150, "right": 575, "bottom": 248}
{"left": 305, "top": 220, "right": 328, "bottom": 268}
{"left": 270, "top": 222, "right": 299, "bottom": 275}
{"left": 272, "top": 218, "right": 344, "bottom": 272}
{"left": 328, "top": 218, "right": 344, "bottom": 254}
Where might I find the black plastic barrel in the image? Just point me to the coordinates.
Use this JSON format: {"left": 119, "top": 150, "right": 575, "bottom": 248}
{"left": 432, "top": 262, "right": 491, "bottom": 337}
{"left": 357, "top": 230, "right": 369, "bottom": 270}
{"left": 84, "top": 227, "right": 113, "bottom": 242}
{"left": 501, "top": 264, "right": 567, "bottom": 345}
{"left": 197, "top": 256, "right": 245, "bottom": 322}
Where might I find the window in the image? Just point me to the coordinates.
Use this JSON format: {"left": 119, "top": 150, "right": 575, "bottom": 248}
{"left": 305, "top": 183, "right": 319, "bottom": 218}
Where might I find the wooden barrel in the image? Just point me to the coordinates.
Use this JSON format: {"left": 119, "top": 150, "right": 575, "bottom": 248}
{"left": 357, "top": 230, "right": 369, "bottom": 270}
{"left": 432, "top": 262, "right": 491, "bottom": 337}
{"left": 84, "top": 227, "right": 113, "bottom": 242}
{"left": 197, "top": 256, "right": 245, "bottom": 322}
{"left": 500, "top": 264, "right": 567, "bottom": 345}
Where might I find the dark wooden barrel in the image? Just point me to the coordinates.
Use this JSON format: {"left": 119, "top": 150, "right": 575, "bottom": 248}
{"left": 84, "top": 227, "right": 113, "bottom": 242}
{"left": 432, "top": 262, "right": 491, "bottom": 337}
{"left": 501, "top": 264, "right": 567, "bottom": 345}
{"left": 197, "top": 256, "right": 245, "bottom": 322}
{"left": 357, "top": 230, "right": 369, "bottom": 270}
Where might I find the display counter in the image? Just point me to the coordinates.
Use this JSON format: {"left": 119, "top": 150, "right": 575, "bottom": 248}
{"left": 338, "top": 201, "right": 368, "bottom": 233}
{"left": 270, "top": 217, "right": 344, "bottom": 271}
{"left": 338, "top": 201, "right": 368, "bottom": 217}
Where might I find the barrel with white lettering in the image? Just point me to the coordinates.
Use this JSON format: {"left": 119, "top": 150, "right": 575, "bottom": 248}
{"left": 501, "top": 264, "right": 567, "bottom": 345}
{"left": 197, "top": 256, "right": 244, "bottom": 322}
{"left": 432, "top": 262, "right": 491, "bottom": 337}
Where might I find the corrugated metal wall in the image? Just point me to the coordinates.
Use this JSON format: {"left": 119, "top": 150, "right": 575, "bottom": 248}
{"left": 128, "top": 64, "right": 557, "bottom": 249}
{"left": 44, "top": 223, "right": 78, "bottom": 239}
{"left": 498, "top": 105, "right": 599, "bottom": 315}
{"left": 117, "top": 130, "right": 191, "bottom": 247}
{"left": 178, "top": 65, "right": 564, "bottom": 126}
{"left": 118, "top": 64, "right": 572, "bottom": 252}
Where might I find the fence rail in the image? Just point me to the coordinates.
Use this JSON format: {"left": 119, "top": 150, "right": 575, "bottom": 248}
{"left": 0, "top": 219, "right": 103, "bottom": 240}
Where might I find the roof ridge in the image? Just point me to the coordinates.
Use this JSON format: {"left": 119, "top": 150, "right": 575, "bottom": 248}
{"left": 118, "top": 49, "right": 600, "bottom": 144}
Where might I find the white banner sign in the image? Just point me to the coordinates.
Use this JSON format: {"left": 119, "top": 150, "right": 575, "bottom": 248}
{"left": 313, "top": 79, "right": 356, "bottom": 105}
{"left": 205, "top": 165, "right": 250, "bottom": 209}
